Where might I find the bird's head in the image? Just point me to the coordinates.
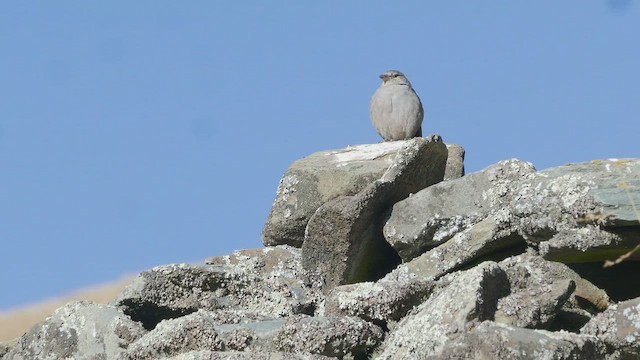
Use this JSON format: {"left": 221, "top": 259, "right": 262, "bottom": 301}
{"left": 379, "top": 70, "right": 411, "bottom": 86}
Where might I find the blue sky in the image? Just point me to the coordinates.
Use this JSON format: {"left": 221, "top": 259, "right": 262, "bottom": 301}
{"left": 1, "top": 2, "right": 638, "bottom": 310}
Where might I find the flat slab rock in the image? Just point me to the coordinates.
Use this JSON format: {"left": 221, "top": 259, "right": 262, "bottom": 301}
{"left": 384, "top": 158, "right": 640, "bottom": 263}
{"left": 262, "top": 141, "right": 415, "bottom": 248}
{"left": 115, "top": 245, "right": 322, "bottom": 330}
{"left": 262, "top": 137, "right": 455, "bottom": 248}
{"left": 4, "top": 301, "right": 146, "bottom": 360}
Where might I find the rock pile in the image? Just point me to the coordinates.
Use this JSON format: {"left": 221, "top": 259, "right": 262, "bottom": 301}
{"left": 3, "top": 136, "right": 640, "bottom": 359}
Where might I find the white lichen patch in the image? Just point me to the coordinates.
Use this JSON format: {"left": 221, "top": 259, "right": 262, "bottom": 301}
{"left": 330, "top": 142, "right": 404, "bottom": 164}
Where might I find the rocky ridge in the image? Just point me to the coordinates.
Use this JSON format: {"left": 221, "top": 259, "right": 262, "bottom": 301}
{"left": 3, "top": 136, "right": 640, "bottom": 359}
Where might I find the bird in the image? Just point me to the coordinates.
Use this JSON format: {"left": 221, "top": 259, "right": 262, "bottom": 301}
{"left": 369, "top": 70, "right": 424, "bottom": 141}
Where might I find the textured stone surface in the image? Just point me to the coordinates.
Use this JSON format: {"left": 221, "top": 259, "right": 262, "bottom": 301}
{"left": 4, "top": 301, "right": 146, "bottom": 360}
{"left": 444, "top": 143, "right": 465, "bottom": 181}
{"left": 434, "top": 321, "right": 607, "bottom": 360}
{"left": 325, "top": 277, "right": 435, "bottom": 326}
{"left": 581, "top": 296, "right": 640, "bottom": 359}
{"left": 384, "top": 159, "right": 535, "bottom": 261}
{"left": 261, "top": 141, "right": 414, "bottom": 248}
{"left": 377, "top": 262, "right": 510, "bottom": 359}
{"left": 164, "top": 350, "right": 335, "bottom": 360}
{"left": 121, "top": 311, "right": 223, "bottom": 360}
{"left": 302, "top": 136, "right": 448, "bottom": 291}
{"left": 116, "top": 246, "right": 322, "bottom": 330}
{"left": 8, "top": 154, "right": 640, "bottom": 359}
{"left": 385, "top": 158, "right": 640, "bottom": 263}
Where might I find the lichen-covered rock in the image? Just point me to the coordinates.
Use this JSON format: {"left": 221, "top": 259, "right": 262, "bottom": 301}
{"left": 116, "top": 246, "right": 322, "bottom": 330}
{"left": 434, "top": 321, "right": 607, "bottom": 360}
{"left": 302, "top": 136, "right": 448, "bottom": 291}
{"left": 121, "top": 311, "right": 223, "bottom": 359}
{"left": 495, "top": 255, "right": 598, "bottom": 330}
{"left": 384, "top": 159, "right": 535, "bottom": 261}
{"left": 324, "top": 276, "right": 435, "bottom": 326}
{"left": 381, "top": 213, "right": 524, "bottom": 284}
{"left": 581, "top": 296, "right": 640, "bottom": 359}
{"left": 384, "top": 158, "right": 640, "bottom": 263}
{"left": 272, "top": 315, "right": 384, "bottom": 358}
{"left": 163, "top": 350, "right": 335, "bottom": 360}
{"left": 0, "top": 339, "right": 17, "bottom": 358}
{"left": 4, "top": 301, "right": 146, "bottom": 360}
{"left": 377, "top": 262, "right": 510, "bottom": 359}
{"left": 261, "top": 140, "right": 424, "bottom": 248}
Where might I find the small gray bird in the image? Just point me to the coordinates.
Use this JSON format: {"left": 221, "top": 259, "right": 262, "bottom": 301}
{"left": 369, "top": 70, "right": 424, "bottom": 141}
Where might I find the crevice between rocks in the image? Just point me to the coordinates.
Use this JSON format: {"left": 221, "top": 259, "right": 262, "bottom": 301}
{"left": 119, "top": 300, "right": 197, "bottom": 330}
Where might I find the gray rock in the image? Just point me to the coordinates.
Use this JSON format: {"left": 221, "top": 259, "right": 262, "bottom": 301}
{"left": 384, "top": 159, "right": 536, "bottom": 261}
{"left": 377, "top": 262, "right": 510, "bottom": 359}
{"left": 4, "top": 301, "right": 146, "bottom": 360}
{"left": 0, "top": 339, "right": 17, "bottom": 358}
{"left": 539, "top": 226, "right": 640, "bottom": 263}
{"left": 163, "top": 350, "right": 335, "bottom": 360}
{"left": 271, "top": 315, "right": 384, "bottom": 358}
{"left": 433, "top": 321, "right": 607, "bottom": 360}
{"left": 444, "top": 144, "right": 465, "bottom": 181}
{"left": 116, "top": 246, "right": 322, "bottom": 330}
{"left": 540, "top": 158, "right": 640, "bottom": 227}
{"left": 261, "top": 141, "right": 417, "bottom": 248}
{"left": 131, "top": 311, "right": 382, "bottom": 359}
{"left": 581, "top": 296, "right": 640, "bottom": 359}
{"left": 302, "top": 136, "right": 448, "bottom": 291}
{"left": 325, "top": 276, "right": 435, "bottom": 326}
{"left": 497, "top": 255, "right": 609, "bottom": 331}
{"left": 392, "top": 213, "right": 524, "bottom": 281}
{"left": 496, "top": 255, "right": 576, "bottom": 329}
{"left": 385, "top": 158, "right": 640, "bottom": 263}
{"left": 121, "top": 311, "right": 223, "bottom": 360}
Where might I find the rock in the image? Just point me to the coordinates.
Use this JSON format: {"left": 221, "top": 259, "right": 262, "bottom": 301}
{"left": 324, "top": 276, "right": 435, "bottom": 327}
{"left": 271, "top": 315, "right": 384, "bottom": 358}
{"left": 116, "top": 246, "right": 322, "bottom": 330}
{"left": 377, "top": 262, "right": 510, "bottom": 358}
{"left": 541, "top": 158, "right": 640, "bottom": 227}
{"left": 444, "top": 144, "right": 465, "bottom": 180}
{"left": 163, "top": 350, "right": 335, "bottom": 359}
{"left": 123, "top": 310, "right": 382, "bottom": 359}
{"left": 9, "top": 151, "right": 640, "bottom": 359}
{"left": 496, "top": 255, "right": 609, "bottom": 332}
{"left": 261, "top": 141, "right": 420, "bottom": 248}
{"left": 0, "top": 339, "right": 17, "bottom": 358}
{"left": 301, "top": 136, "right": 448, "bottom": 291}
{"left": 384, "top": 159, "right": 536, "bottom": 261}
{"left": 581, "top": 296, "right": 640, "bottom": 359}
{"left": 396, "top": 213, "right": 525, "bottom": 280}
{"left": 121, "top": 311, "right": 223, "bottom": 359}
{"left": 385, "top": 158, "right": 640, "bottom": 263}
{"left": 495, "top": 255, "right": 577, "bottom": 329}
{"left": 434, "top": 321, "right": 607, "bottom": 360}
{"left": 3, "top": 301, "right": 146, "bottom": 360}
{"left": 539, "top": 226, "right": 640, "bottom": 263}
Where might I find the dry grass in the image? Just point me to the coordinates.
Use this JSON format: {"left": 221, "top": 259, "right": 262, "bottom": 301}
{"left": 0, "top": 275, "right": 134, "bottom": 341}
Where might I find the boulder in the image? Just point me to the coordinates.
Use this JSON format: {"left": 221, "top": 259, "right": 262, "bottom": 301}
{"left": 261, "top": 141, "right": 422, "bottom": 248}
{"left": 385, "top": 158, "right": 640, "bottom": 263}
{"left": 116, "top": 246, "right": 322, "bottom": 330}
{"left": 3, "top": 301, "right": 146, "bottom": 360}
{"left": 122, "top": 310, "right": 382, "bottom": 359}
{"left": 581, "top": 296, "right": 640, "bottom": 359}
{"left": 383, "top": 159, "right": 536, "bottom": 261}
{"left": 302, "top": 136, "right": 448, "bottom": 291}
{"left": 434, "top": 321, "right": 607, "bottom": 360}
{"left": 377, "top": 262, "right": 510, "bottom": 359}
